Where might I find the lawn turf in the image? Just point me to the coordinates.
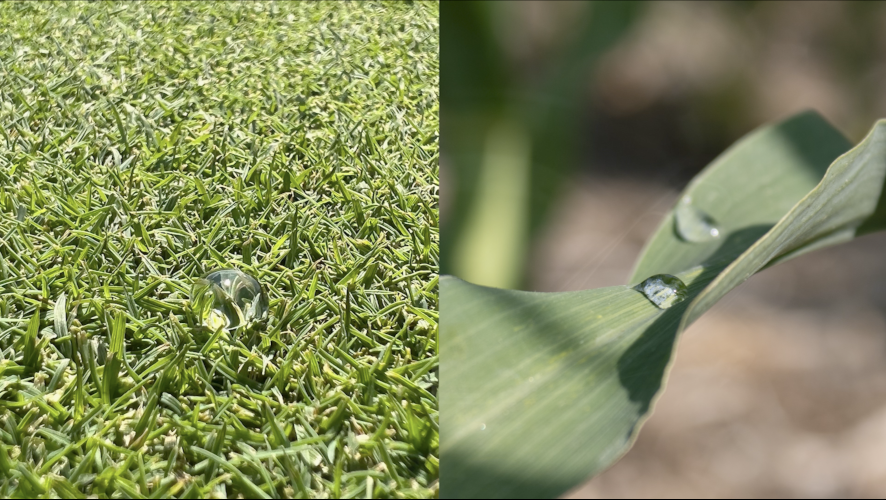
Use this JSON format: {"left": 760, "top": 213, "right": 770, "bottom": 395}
{"left": 0, "top": 2, "right": 438, "bottom": 498}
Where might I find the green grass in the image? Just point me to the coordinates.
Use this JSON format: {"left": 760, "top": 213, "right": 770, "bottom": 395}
{"left": 0, "top": 2, "right": 438, "bottom": 498}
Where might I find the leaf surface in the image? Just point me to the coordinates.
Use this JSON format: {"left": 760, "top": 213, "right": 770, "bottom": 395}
{"left": 441, "top": 111, "right": 886, "bottom": 498}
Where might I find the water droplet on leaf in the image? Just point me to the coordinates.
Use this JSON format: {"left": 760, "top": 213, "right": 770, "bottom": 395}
{"left": 674, "top": 196, "right": 720, "bottom": 242}
{"left": 190, "top": 269, "right": 268, "bottom": 330}
{"left": 633, "top": 274, "right": 688, "bottom": 309}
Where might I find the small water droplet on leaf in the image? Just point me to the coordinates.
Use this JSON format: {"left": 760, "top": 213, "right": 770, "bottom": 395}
{"left": 633, "top": 274, "right": 688, "bottom": 309}
{"left": 674, "top": 196, "right": 720, "bottom": 242}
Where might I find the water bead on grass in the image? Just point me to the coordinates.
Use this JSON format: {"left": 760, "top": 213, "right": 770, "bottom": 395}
{"left": 190, "top": 269, "right": 268, "bottom": 331}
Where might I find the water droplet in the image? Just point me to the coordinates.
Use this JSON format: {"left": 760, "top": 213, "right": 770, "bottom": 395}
{"left": 674, "top": 196, "right": 720, "bottom": 242}
{"left": 633, "top": 274, "right": 688, "bottom": 309}
{"left": 190, "top": 269, "right": 268, "bottom": 331}
{"left": 480, "top": 424, "right": 487, "bottom": 431}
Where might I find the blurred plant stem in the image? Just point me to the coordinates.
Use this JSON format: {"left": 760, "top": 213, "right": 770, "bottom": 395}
{"left": 442, "top": 1, "right": 643, "bottom": 289}
{"left": 453, "top": 120, "right": 531, "bottom": 289}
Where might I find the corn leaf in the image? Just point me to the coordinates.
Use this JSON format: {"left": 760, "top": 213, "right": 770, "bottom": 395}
{"left": 441, "top": 111, "right": 886, "bottom": 498}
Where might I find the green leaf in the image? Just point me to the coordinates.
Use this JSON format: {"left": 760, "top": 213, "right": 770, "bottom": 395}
{"left": 108, "top": 100, "right": 129, "bottom": 156}
{"left": 441, "top": 111, "right": 886, "bottom": 498}
{"left": 53, "top": 292, "right": 68, "bottom": 338}
{"left": 21, "top": 306, "right": 42, "bottom": 373}
{"left": 102, "top": 311, "right": 126, "bottom": 404}
{"left": 629, "top": 110, "right": 853, "bottom": 282}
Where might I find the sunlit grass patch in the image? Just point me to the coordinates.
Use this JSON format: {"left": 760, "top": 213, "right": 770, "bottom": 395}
{"left": 0, "top": 2, "right": 438, "bottom": 498}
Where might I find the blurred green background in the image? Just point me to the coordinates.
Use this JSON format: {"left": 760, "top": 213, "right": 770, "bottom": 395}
{"left": 443, "top": 1, "right": 886, "bottom": 497}
{"left": 442, "top": 0, "right": 886, "bottom": 290}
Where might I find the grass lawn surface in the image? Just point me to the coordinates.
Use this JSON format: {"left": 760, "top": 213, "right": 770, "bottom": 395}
{"left": 0, "top": 2, "right": 438, "bottom": 498}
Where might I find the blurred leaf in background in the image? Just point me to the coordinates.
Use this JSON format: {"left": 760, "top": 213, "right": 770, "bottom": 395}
{"left": 441, "top": 1, "right": 643, "bottom": 289}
